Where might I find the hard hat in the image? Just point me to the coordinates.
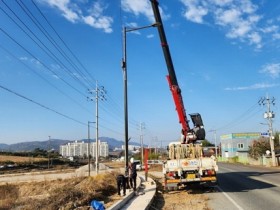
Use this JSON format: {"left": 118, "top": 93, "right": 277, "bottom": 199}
{"left": 130, "top": 157, "right": 134, "bottom": 163}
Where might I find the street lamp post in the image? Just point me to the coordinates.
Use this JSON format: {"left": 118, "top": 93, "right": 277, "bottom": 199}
{"left": 48, "top": 136, "right": 50, "bottom": 170}
{"left": 209, "top": 130, "right": 217, "bottom": 158}
{"left": 88, "top": 121, "right": 95, "bottom": 177}
{"left": 122, "top": 23, "right": 157, "bottom": 169}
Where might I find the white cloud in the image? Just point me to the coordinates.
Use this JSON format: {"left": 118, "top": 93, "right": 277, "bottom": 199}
{"left": 179, "top": 0, "right": 267, "bottom": 49}
{"left": 41, "top": 0, "right": 79, "bottom": 23}
{"left": 122, "top": 0, "right": 154, "bottom": 22}
{"left": 260, "top": 63, "right": 280, "bottom": 79}
{"left": 261, "top": 25, "right": 278, "bottom": 34}
{"left": 215, "top": 8, "right": 241, "bottom": 26}
{"left": 248, "top": 32, "right": 262, "bottom": 48}
{"left": 147, "top": 34, "right": 154, "bottom": 39}
{"left": 225, "top": 83, "right": 279, "bottom": 91}
{"left": 121, "top": 0, "right": 169, "bottom": 22}
{"left": 181, "top": 0, "right": 208, "bottom": 24}
{"left": 212, "top": 0, "right": 233, "bottom": 7}
{"left": 41, "top": 0, "right": 113, "bottom": 33}
{"left": 273, "top": 33, "right": 280, "bottom": 40}
{"left": 19, "top": 57, "right": 28, "bottom": 61}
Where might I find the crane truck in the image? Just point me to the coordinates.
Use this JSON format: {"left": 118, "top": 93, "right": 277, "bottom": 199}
{"left": 150, "top": 0, "right": 218, "bottom": 190}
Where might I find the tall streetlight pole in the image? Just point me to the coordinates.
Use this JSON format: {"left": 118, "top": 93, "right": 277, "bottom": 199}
{"left": 209, "top": 130, "right": 217, "bottom": 158}
{"left": 88, "top": 121, "right": 95, "bottom": 177}
{"left": 122, "top": 23, "right": 157, "bottom": 169}
{"left": 139, "top": 122, "right": 145, "bottom": 165}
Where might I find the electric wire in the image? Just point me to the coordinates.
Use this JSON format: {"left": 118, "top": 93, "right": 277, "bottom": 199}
{"left": 0, "top": 28, "right": 87, "bottom": 98}
{"left": 0, "top": 1, "right": 90, "bottom": 90}
{"left": 0, "top": 84, "right": 87, "bottom": 126}
{"left": 214, "top": 102, "right": 262, "bottom": 131}
{"left": 0, "top": 0, "right": 146, "bottom": 141}
{"left": 31, "top": 0, "right": 97, "bottom": 85}
{"left": 0, "top": 44, "right": 93, "bottom": 114}
{"left": 17, "top": 0, "right": 94, "bottom": 89}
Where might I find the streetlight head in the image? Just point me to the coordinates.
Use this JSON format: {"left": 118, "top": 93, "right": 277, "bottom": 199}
{"left": 152, "top": 22, "right": 160, "bottom": 27}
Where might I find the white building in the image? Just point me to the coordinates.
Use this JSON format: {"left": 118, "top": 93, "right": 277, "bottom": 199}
{"left": 121, "top": 144, "right": 140, "bottom": 151}
{"left": 60, "top": 140, "right": 109, "bottom": 158}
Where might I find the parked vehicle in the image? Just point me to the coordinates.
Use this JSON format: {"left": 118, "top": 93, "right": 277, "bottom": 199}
{"left": 163, "top": 142, "right": 218, "bottom": 190}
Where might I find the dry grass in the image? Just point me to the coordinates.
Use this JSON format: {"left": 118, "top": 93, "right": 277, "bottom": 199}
{"left": 103, "top": 161, "right": 125, "bottom": 169}
{"left": 0, "top": 184, "right": 19, "bottom": 209}
{"left": 0, "top": 155, "right": 46, "bottom": 163}
{"left": 0, "top": 171, "right": 122, "bottom": 210}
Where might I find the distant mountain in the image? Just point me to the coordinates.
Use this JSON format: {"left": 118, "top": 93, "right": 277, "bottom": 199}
{"left": 0, "top": 139, "right": 72, "bottom": 152}
{"left": 0, "top": 143, "right": 9, "bottom": 151}
{"left": 0, "top": 137, "right": 142, "bottom": 152}
{"left": 81, "top": 137, "right": 141, "bottom": 151}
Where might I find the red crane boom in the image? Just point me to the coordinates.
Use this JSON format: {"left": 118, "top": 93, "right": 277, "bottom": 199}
{"left": 150, "top": 0, "right": 205, "bottom": 143}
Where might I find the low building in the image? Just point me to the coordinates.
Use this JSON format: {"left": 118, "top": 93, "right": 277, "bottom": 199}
{"left": 220, "top": 132, "right": 261, "bottom": 161}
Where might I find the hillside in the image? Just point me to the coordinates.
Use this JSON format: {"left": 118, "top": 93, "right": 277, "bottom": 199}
{"left": 0, "top": 137, "right": 141, "bottom": 152}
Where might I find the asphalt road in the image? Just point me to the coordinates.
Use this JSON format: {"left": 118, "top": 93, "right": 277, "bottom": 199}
{"left": 207, "top": 162, "right": 280, "bottom": 210}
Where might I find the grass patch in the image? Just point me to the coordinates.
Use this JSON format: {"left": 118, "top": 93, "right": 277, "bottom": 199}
{"left": 0, "top": 171, "right": 122, "bottom": 210}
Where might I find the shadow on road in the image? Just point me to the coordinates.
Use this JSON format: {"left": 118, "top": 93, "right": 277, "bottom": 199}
{"left": 213, "top": 163, "right": 280, "bottom": 193}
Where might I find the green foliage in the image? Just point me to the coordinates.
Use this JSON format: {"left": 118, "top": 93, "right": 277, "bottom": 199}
{"left": 274, "top": 131, "right": 280, "bottom": 147}
{"left": 131, "top": 151, "right": 160, "bottom": 161}
{"left": 248, "top": 137, "right": 270, "bottom": 160}
{"left": 228, "top": 156, "right": 238, "bottom": 163}
{"left": 202, "top": 139, "right": 215, "bottom": 147}
{"left": 32, "top": 148, "right": 48, "bottom": 157}
{"left": 149, "top": 153, "right": 160, "bottom": 160}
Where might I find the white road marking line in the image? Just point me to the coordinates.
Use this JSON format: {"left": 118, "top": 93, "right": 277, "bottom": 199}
{"left": 217, "top": 166, "right": 235, "bottom": 172}
{"left": 217, "top": 186, "right": 244, "bottom": 210}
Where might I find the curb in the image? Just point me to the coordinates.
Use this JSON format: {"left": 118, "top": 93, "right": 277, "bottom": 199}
{"left": 140, "top": 175, "right": 157, "bottom": 210}
{"left": 107, "top": 176, "right": 142, "bottom": 210}
{"left": 108, "top": 175, "right": 156, "bottom": 210}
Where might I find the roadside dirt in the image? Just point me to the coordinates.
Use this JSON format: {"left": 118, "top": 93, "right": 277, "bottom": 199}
{"left": 150, "top": 182, "right": 211, "bottom": 210}
{"left": 0, "top": 162, "right": 211, "bottom": 210}
{"left": 149, "top": 165, "right": 211, "bottom": 210}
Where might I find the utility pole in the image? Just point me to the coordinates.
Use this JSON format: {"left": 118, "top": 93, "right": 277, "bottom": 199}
{"left": 88, "top": 122, "right": 90, "bottom": 177}
{"left": 259, "top": 95, "right": 276, "bottom": 166}
{"left": 154, "top": 136, "right": 158, "bottom": 154}
{"left": 48, "top": 136, "right": 50, "bottom": 170}
{"left": 88, "top": 81, "right": 106, "bottom": 174}
{"left": 139, "top": 122, "right": 145, "bottom": 165}
{"left": 88, "top": 121, "right": 95, "bottom": 177}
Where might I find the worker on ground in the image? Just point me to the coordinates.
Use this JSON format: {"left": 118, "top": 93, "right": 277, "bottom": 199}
{"left": 116, "top": 173, "right": 126, "bottom": 196}
{"left": 124, "top": 167, "right": 130, "bottom": 189}
{"left": 128, "top": 157, "right": 137, "bottom": 191}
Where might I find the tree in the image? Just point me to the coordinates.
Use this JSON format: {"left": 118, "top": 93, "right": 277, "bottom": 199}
{"left": 248, "top": 137, "right": 270, "bottom": 160}
{"left": 274, "top": 131, "right": 280, "bottom": 148}
{"left": 202, "top": 139, "right": 214, "bottom": 147}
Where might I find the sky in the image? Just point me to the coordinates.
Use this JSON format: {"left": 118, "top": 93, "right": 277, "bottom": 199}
{"left": 0, "top": 0, "right": 280, "bottom": 147}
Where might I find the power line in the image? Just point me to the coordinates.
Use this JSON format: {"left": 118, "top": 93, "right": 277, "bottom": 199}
{"left": 0, "top": 1, "right": 91, "bottom": 90}
{"left": 215, "top": 102, "right": 261, "bottom": 131}
{"left": 31, "top": 0, "right": 97, "bottom": 85}
{"left": 0, "top": 27, "right": 87, "bottom": 97}
{"left": 17, "top": 0, "right": 94, "bottom": 89}
{"left": 0, "top": 44, "right": 93, "bottom": 114}
{"left": 0, "top": 84, "right": 87, "bottom": 126}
